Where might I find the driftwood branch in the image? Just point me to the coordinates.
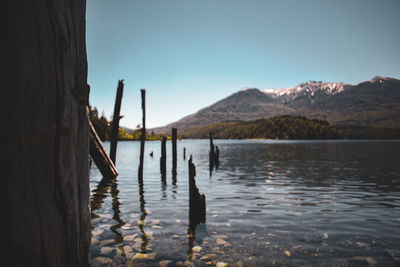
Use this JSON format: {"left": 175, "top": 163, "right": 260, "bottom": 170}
{"left": 89, "top": 120, "right": 118, "bottom": 179}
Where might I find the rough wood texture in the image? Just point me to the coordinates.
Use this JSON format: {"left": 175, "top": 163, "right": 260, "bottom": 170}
{"left": 209, "top": 132, "right": 215, "bottom": 154}
{"left": 160, "top": 136, "right": 167, "bottom": 177}
{"left": 90, "top": 121, "right": 118, "bottom": 179}
{"left": 110, "top": 80, "right": 124, "bottom": 164}
{"left": 172, "top": 128, "right": 178, "bottom": 175}
{"left": 188, "top": 155, "right": 206, "bottom": 229}
{"left": 2, "top": 1, "right": 91, "bottom": 266}
{"left": 138, "top": 89, "right": 146, "bottom": 179}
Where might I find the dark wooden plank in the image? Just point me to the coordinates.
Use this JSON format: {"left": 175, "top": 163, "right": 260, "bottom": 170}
{"left": 89, "top": 120, "right": 118, "bottom": 179}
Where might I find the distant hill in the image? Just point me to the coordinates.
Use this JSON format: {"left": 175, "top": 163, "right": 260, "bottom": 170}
{"left": 154, "top": 76, "right": 400, "bottom": 134}
{"left": 183, "top": 116, "right": 339, "bottom": 139}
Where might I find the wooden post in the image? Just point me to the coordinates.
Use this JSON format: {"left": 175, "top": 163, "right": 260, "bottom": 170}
{"left": 209, "top": 132, "right": 215, "bottom": 155}
{"left": 215, "top": 145, "right": 220, "bottom": 169}
{"left": 110, "top": 80, "right": 124, "bottom": 164}
{"left": 89, "top": 121, "right": 118, "bottom": 179}
{"left": 160, "top": 136, "right": 167, "bottom": 177}
{"left": 188, "top": 155, "right": 206, "bottom": 229}
{"left": 172, "top": 128, "right": 177, "bottom": 175}
{"left": 138, "top": 89, "right": 146, "bottom": 179}
{"left": 183, "top": 147, "right": 186, "bottom": 160}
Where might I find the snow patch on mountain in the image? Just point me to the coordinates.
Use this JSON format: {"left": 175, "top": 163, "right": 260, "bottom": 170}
{"left": 260, "top": 81, "right": 349, "bottom": 103}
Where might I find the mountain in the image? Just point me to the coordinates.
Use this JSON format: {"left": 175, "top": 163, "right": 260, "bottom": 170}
{"left": 261, "top": 81, "right": 352, "bottom": 109}
{"left": 154, "top": 76, "right": 400, "bottom": 133}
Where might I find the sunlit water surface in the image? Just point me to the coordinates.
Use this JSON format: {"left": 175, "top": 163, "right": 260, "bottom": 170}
{"left": 90, "top": 140, "right": 400, "bottom": 266}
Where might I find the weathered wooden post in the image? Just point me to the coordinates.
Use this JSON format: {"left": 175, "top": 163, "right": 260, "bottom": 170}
{"left": 89, "top": 121, "right": 118, "bottom": 179}
{"left": 183, "top": 147, "right": 186, "bottom": 160}
{"left": 138, "top": 89, "right": 146, "bottom": 179}
{"left": 209, "top": 132, "right": 215, "bottom": 155}
{"left": 4, "top": 1, "right": 91, "bottom": 265}
{"left": 215, "top": 145, "right": 220, "bottom": 169}
{"left": 188, "top": 155, "right": 206, "bottom": 229}
{"left": 110, "top": 80, "right": 124, "bottom": 164}
{"left": 160, "top": 136, "right": 167, "bottom": 178}
{"left": 209, "top": 132, "right": 215, "bottom": 176}
{"left": 172, "top": 128, "right": 177, "bottom": 175}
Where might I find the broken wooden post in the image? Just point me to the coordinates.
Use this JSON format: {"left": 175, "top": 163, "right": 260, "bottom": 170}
{"left": 209, "top": 132, "right": 215, "bottom": 176}
{"left": 138, "top": 89, "right": 146, "bottom": 179}
{"left": 183, "top": 147, "right": 186, "bottom": 160}
{"left": 110, "top": 80, "right": 124, "bottom": 165}
{"left": 89, "top": 120, "right": 118, "bottom": 179}
{"left": 209, "top": 132, "right": 215, "bottom": 155}
{"left": 188, "top": 155, "right": 206, "bottom": 229}
{"left": 160, "top": 136, "right": 167, "bottom": 178}
{"left": 172, "top": 127, "right": 177, "bottom": 175}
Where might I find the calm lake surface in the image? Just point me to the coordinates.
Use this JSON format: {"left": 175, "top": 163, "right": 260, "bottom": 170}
{"left": 90, "top": 140, "right": 400, "bottom": 266}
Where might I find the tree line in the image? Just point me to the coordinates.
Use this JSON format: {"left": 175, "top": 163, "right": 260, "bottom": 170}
{"left": 89, "top": 105, "right": 164, "bottom": 141}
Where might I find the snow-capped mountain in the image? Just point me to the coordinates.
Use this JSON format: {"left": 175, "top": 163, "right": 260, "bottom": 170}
{"left": 260, "top": 81, "right": 351, "bottom": 104}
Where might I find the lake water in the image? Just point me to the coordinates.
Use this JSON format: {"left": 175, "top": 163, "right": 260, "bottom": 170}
{"left": 89, "top": 140, "right": 400, "bottom": 266}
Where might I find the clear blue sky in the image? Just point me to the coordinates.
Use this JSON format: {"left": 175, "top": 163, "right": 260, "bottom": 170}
{"left": 86, "top": 0, "right": 400, "bottom": 129}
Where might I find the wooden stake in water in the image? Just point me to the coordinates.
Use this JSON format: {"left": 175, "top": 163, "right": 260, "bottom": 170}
{"left": 110, "top": 80, "right": 124, "bottom": 165}
{"left": 172, "top": 128, "right": 177, "bottom": 175}
{"left": 209, "top": 132, "right": 215, "bottom": 155}
{"left": 188, "top": 155, "right": 206, "bottom": 230}
{"left": 160, "top": 136, "right": 167, "bottom": 178}
{"left": 138, "top": 89, "right": 146, "bottom": 179}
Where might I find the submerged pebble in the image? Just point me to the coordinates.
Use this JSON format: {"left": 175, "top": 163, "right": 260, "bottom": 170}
{"left": 132, "top": 253, "right": 156, "bottom": 260}
{"left": 192, "top": 246, "right": 202, "bottom": 252}
{"left": 216, "top": 238, "right": 231, "bottom": 247}
{"left": 159, "top": 260, "right": 173, "bottom": 267}
{"left": 91, "top": 257, "right": 112, "bottom": 267}
{"left": 100, "top": 246, "right": 114, "bottom": 255}
{"left": 92, "top": 230, "right": 104, "bottom": 236}
{"left": 356, "top": 242, "right": 369, "bottom": 248}
{"left": 200, "top": 254, "right": 217, "bottom": 260}
{"left": 124, "top": 234, "right": 138, "bottom": 241}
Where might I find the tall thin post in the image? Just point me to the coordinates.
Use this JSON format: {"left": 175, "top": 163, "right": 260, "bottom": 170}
{"left": 172, "top": 128, "right": 177, "bottom": 175}
{"left": 138, "top": 89, "right": 146, "bottom": 179}
{"left": 110, "top": 80, "right": 124, "bottom": 164}
{"left": 215, "top": 145, "right": 220, "bottom": 169}
{"left": 183, "top": 147, "right": 186, "bottom": 160}
{"left": 209, "top": 132, "right": 214, "bottom": 155}
{"left": 209, "top": 132, "right": 215, "bottom": 176}
{"left": 160, "top": 136, "right": 167, "bottom": 178}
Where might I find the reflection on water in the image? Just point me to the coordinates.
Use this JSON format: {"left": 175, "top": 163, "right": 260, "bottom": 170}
{"left": 110, "top": 181, "right": 125, "bottom": 242}
{"left": 138, "top": 179, "right": 148, "bottom": 253}
{"left": 90, "top": 140, "right": 400, "bottom": 266}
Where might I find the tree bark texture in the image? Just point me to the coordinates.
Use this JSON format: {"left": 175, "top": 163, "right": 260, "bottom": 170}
{"left": 2, "top": 1, "right": 91, "bottom": 266}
